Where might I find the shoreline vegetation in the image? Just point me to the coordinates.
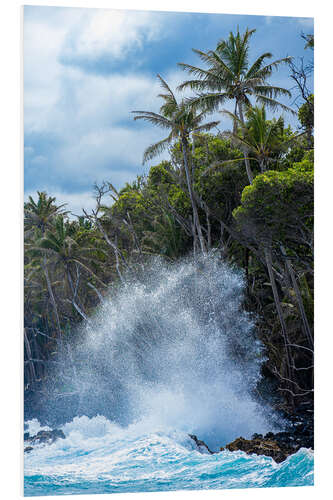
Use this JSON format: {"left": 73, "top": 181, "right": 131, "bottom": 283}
{"left": 24, "top": 28, "right": 314, "bottom": 459}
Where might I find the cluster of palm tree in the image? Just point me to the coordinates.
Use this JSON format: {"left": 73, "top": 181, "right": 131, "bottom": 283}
{"left": 24, "top": 193, "right": 111, "bottom": 387}
{"left": 24, "top": 27, "right": 314, "bottom": 413}
{"left": 132, "top": 27, "right": 313, "bottom": 411}
{"left": 133, "top": 27, "right": 293, "bottom": 183}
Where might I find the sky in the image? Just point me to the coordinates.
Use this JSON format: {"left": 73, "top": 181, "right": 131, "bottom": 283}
{"left": 24, "top": 5, "right": 314, "bottom": 215}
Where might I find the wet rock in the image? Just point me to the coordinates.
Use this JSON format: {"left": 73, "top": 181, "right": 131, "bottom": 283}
{"left": 24, "top": 432, "right": 30, "bottom": 441}
{"left": 24, "top": 446, "right": 33, "bottom": 453}
{"left": 188, "top": 434, "right": 214, "bottom": 454}
{"left": 24, "top": 428, "right": 65, "bottom": 452}
{"left": 221, "top": 411, "right": 314, "bottom": 463}
{"left": 224, "top": 436, "right": 293, "bottom": 463}
{"left": 30, "top": 429, "right": 65, "bottom": 445}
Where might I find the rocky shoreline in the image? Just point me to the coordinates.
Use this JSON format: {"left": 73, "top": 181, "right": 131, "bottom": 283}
{"left": 24, "top": 413, "right": 313, "bottom": 464}
{"left": 24, "top": 429, "right": 65, "bottom": 453}
{"left": 190, "top": 412, "right": 314, "bottom": 463}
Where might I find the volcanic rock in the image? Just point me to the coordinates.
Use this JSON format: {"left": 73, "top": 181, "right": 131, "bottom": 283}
{"left": 24, "top": 428, "right": 65, "bottom": 452}
{"left": 223, "top": 436, "right": 295, "bottom": 463}
{"left": 188, "top": 434, "right": 214, "bottom": 454}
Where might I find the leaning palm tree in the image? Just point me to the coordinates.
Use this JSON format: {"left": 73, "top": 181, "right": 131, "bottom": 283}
{"left": 178, "top": 27, "right": 294, "bottom": 183}
{"left": 132, "top": 74, "right": 220, "bottom": 254}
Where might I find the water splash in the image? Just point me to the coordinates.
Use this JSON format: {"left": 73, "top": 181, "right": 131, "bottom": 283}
{"left": 24, "top": 414, "right": 313, "bottom": 496}
{"left": 45, "top": 254, "right": 276, "bottom": 450}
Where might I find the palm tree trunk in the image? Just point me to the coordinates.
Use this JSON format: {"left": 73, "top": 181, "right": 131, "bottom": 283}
{"left": 24, "top": 328, "right": 37, "bottom": 384}
{"left": 42, "top": 256, "right": 62, "bottom": 344}
{"left": 181, "top": 137, "right": 207, "bottom": 254}
{"left": 237, "top": 101, "right": 254, "bottom": 184}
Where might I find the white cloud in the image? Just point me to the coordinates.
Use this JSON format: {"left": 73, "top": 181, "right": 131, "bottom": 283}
{"left": 24, "top": 6, "right": 168, "bottom": 189}
{"left": 65, "top": 9, "right": 162, "bottom": 61}
{"left": 24, "top": 7, "right": 164, "bottom": 135}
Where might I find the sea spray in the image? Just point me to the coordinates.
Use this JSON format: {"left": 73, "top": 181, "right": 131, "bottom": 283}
{"left": 41, "top": 254, "right": 277, "bottom": 449}
{"left": 24, "top": 414, "right": 314, "bottom": 496}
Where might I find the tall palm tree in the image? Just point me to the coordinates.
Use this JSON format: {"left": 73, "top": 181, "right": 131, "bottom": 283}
{"left": 178, "top": 27, "right": 294, "bottom": 183}
{"left": 132, "top": 74, "right": 219, "bottom": 254}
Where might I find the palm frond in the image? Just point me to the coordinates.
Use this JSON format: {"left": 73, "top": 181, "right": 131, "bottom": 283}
{"left": 184, "top": 93, "right": 230, "bottom": 113}
{"left": 255, "top": 95, "right": 296, "bottom": 114}
{"left": 246, "top": 52, "right": 273, "bottom": 78}
{"left": 156, "top": 74, "right": 177, "bottom": 105}
{"left": 254, "top": 85, "right": 292, "bottom": 99}
{"left": 142, "top": 134, "right": 173, "bottom": 164}
{"left": 249, "top": 57, "right": 293, "bottom": 79}
{"left": 193, "top": 120, "right": 220, "bottom": 133}
{"left": 177, "top": 66, "right": 226, "bottom": 90}
{"left": 132, "top": 111, "right": 172, "bottom": 129}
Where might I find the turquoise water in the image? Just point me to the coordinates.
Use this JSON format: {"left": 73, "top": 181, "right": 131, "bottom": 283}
{"left": 24, "top": 259, "right": 314, "bottom": 495}
{"left": 24, "top": 415, "right": 314, "bottom": 496}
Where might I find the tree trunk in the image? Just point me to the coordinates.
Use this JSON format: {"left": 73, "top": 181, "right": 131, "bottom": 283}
{"left": 95, "top": 219, "right": 127, "bottom": 282}
{"left": 237, "top": 101, "right": 254, "bottom": 184}
{"left": 24, "top": 328, "right": 37, "bottom": 384}
{"left": 66, "top": 267, "right": 89, "bottom": 322}
{"left": 42, "top": 256, "right": 62, "bottom": 344}
{"left": 264, "top": 246, "right": 295, "bottom": 407}
{"left": 181, "top": 137, "right": 207, "bottom": 254}
{"left": 280, "top": 245, "right": 313, "bottom": 349}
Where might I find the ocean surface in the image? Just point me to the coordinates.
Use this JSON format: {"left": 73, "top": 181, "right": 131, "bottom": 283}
{"left": 24, "top": 415, "right": 314, "bottom": 496}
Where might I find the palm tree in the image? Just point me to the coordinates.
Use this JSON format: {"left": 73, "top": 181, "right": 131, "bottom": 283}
{"left": 210, "top": 106, "right": 300, "bottom": 180}
{"left": 178, "top": 27, "right": 294, "bottom": 183}
{"left": 24, "top": 191, "right": 67, "bottom": 236}
{"left": 36, "top": 216, "right": 107, "bottom": 320}
{"left": 132, "top": 74, "right": 220, "bottom": 254}
{"left": 25, "top": 192, "right": 68, "bottom": 341}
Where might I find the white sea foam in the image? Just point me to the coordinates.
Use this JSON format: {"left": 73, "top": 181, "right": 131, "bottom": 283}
{"left": 25, "top": 256, "right": 313, "bottom": 495}
{"left": 43, "top": 255, "right": 278, "bottom": 450}
{"left": 24, "top": 415, "right": 314, "bottom": 494}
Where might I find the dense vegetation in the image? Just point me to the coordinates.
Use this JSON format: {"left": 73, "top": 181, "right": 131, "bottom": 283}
{"left": 24, "top": 28, "right": 314, "bottom": 416}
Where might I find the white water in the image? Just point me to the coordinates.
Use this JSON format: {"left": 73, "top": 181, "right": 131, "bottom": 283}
{"left": 25, "top": 255, "right": 315, "bottom": 496}
{"left": 44, "top": 255, "right": 277, "bottom": 450}
{"left": 24, "top": 415, "right": 314, "bottom": 496}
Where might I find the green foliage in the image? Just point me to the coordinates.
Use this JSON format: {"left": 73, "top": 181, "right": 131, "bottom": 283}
{"left": 24, "top": 28, "right": 314, "bottom": 412}
{"left": 178, "top": 27, "right": 293, "bottom": 114}
{"left": 148, "top": 162, "right": 174, "bottom": 187}
{"left": 132, "top": 74, "right": 219, "bottom": 164}
{"left": 233, "top": 151, "right": 313, "bottom": 246}
{"left": 219, "top": 107, "right": 298, "bottom": 175}
{"left": 298, "top": 94, "right": 314, "bottom": 132}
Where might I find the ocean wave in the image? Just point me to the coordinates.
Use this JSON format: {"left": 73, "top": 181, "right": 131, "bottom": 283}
{"left": 24, "top": 415, "right": 314, "bottom": 496}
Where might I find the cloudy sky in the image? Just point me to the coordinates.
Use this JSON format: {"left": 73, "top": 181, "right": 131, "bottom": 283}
{"left": 24, "top": 5, "right": 314, "bottom": 215}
